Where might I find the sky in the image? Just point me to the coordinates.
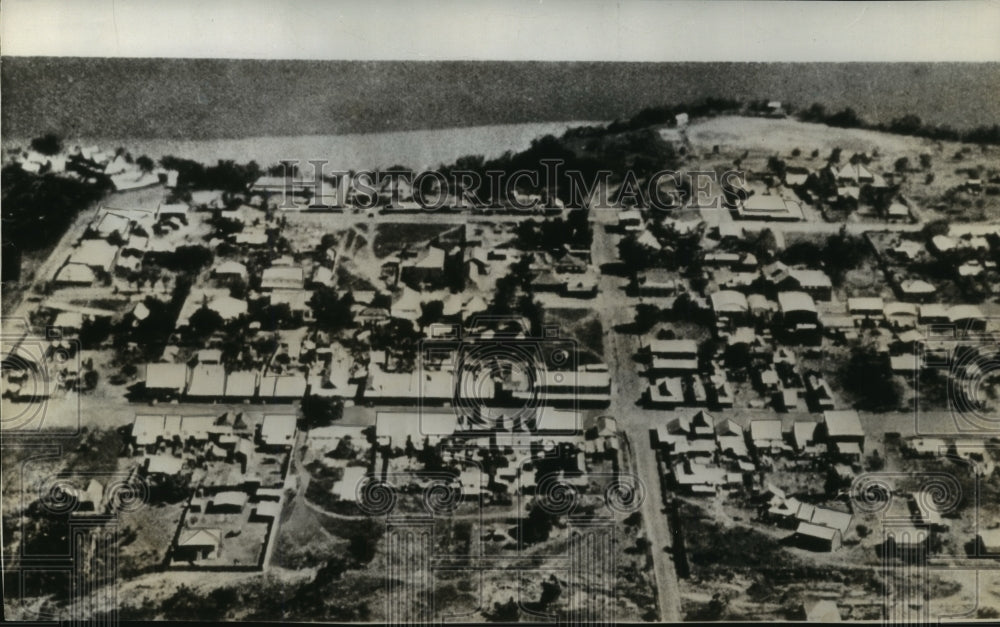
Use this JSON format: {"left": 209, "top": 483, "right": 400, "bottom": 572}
{"left": 2, "top": 0, "right": 999, "bottom": 62}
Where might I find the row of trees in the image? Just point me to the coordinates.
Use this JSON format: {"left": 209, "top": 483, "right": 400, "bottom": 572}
{"left": 798, "top": 104, "right": 1000, "bottom": 145}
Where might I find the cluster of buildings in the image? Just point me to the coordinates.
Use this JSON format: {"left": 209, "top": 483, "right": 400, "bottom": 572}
{"left": 361, "top": 410, "right": 622, "bottom": 510}
{"left": 53, "top": 203, "right": 190, "bottom": 288}
{"left": 656, "top": 409, "right": 868, "bottom": 552}
{"left": 7, "top": 143, "right": 171, "bottom": 191}
{"left": 130, "top": 412, "right": 296, "bottom": 568}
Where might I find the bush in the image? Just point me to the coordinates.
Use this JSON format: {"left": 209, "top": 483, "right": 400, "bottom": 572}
{"left": 30, "top": 133, "right": 63, "bottom": 156}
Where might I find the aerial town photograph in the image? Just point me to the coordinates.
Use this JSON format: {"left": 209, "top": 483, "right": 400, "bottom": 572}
{"left": 2, "top": 1, "right": 1000, "bottom": 624}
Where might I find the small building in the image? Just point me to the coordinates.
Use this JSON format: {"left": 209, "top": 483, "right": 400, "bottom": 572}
{"left": 144, "top": 363, "right": 189, "bottom": 397}
{"left": 144, "top": 454, "right": 185, "bottom": 477}
{"left": 636, "top": 270, "right": 677, "bottom": 296}
{"left": 212, "top": 260, "right": 249, "bottom": 280}
{"left": 333, "top": 466, "right": 367, "bottom": 503}
{"left": 801, "top": 599, "right": 841, "bottom": 622}
{"left": 785, "top": 269, "right": 833, "bottom": 301}
{"left": 777, "top": 291, "right": 819, "bottom": 329}
{"left": 54, "top": 263, "right": 97, "bottom": 286}
{"left": 822, "top": 409, "right": 865, "bottom": 454}
{"left": 647, "top": 339, "right": 699, "bottom": 374}
{"left": 224, "top": 370, "right": 259, "bottom": 400}
{"left": 736, "top": 193, "right": 804, "bottom": 221}
{"left": 400, "top": 246, "right": 448, "bottom": 289}
{"left": 258, "top": 375, "right": 308, "bottom": 401}
{"left": 175, "top": 528, "right": 221, "bottom": 562}
{"left": 207, "top": 491, "right": 248, "bottom": 514}
{"left": 186, "top": 364, "right": 227, "bottom": 399}
{"left": 848, "top": 297, "right": 885, "bottom": 320}
{"left": 794, "top": 521, "right": 842, "bottom": 551}
{"left": 617, "top": 209, "right": 643, "bottom": 231}
{"left": 648, "top": 377, "right": 684, "bottom": 407}
{"left": 749, "top": 419, "right": 786, "bottom": 455}
{"left": 258, "top": 414, "right": 297, "bottom": 448}
{"left": 710, "top": 290, "right": 749, "bottom": 323}
{"left": 261, "top": 266, "right": 305, "bottom": 291}
{"left": 977, "top": 528, "right": 1000, "bottom": 554}
{"left": 918, "top": 304, "right": 950, "bottom": 325}
{"left": 68, "top": 239, "right": 119, "bottom": 274}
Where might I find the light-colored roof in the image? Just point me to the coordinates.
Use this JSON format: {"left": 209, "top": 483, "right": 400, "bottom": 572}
{"left": 133, "top": 414, "right": 165, "bottom": 446}
{"left": 55, "top": 263, "right": 96, "bottom": 284}
{"left": 919, "top": 303, "right": 950, "bottom": 319}
{"left": 750, "top": 420, "right": 783, "bottom": 444}
{"left": 146, "top": 455, "right": 184, "bottom": 475}
{"left": 211, "top": 491, "right": 249, "bottom": 509}
{"left": 186, "top": 364, "right": 227, "bottom": 397}
{"left": 409, "top": 246, "right": 446, "bottom": 270}
{"left": 793, "top": 421, "right": 817, "bottom": 448}
{"left": 803, "top": 599, "right": 841, "bottom": 622}
{"left": 69, "top": 239, "right": 118, "bottom": 271}
{"left": 809, "top": 507, "right": 852, "bottom": 533}
{"left": 260, "top": 414, "right": 297, "bottom": 445}
{"left": 158, "top": 203, "right": 190, "bottom": 215}
{"left": 823, "top": 410, "right": 864, "bottom": 439}
{"left": 144, "top": 363, "right": 188, "bottom": 391}
{"left": 848, "top": 297, "right": 884, "bottom": 313}
{"left": 536, "top": 408, "right": 581, "bottom": 433}
{"left": 884, "top": 302, "right": 918, "bottom": 318}
{"left": 259, "top": 375, "right": 307, "bottom": 399}
{"left": 213, "top": 260, "right": 248, "bottom": 277}
{"left": 179, "top": 528, "right": 221, "bottom": 548}
{"left": 648, "top": 339, "right": 698, "bottom": 354}
{"left": 224, "top": 371, "right": 258, "bottom": 397}
{"left": 796, "top": 521, "right": 840, "bottom": 541}
{"left": 333, "top": 466, "right": 367, "bottom": 501}
{"left": 777, "top": 291, "right": 817, "bottom": 314}
{"left": 978, "top": 527, "right": 1000, "bottom": 550}
{"left": 948, "top": 304, "right": 984, "bottom": 322}
{"left": 178, "top": 289, "right": 249, "bottom": 325}
{"left": 261, "top": 266, "right": 305, "bottom": 290}
{"left": 710, "top": 290, "right": 749, "bottom": 313}
{"left": 788, "top": 269, "right": 832, "bottom": 289}
{"left": 52, "top": 311, "right": 85, "bottom": 329}
{"left": 93, "top": 210, "right": 131, "bottom": 237}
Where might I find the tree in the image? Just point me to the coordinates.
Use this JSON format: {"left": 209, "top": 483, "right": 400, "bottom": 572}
{"left": 136, "top": 155, "right": 155, "bottom": 174}
{"left": 521, "top": 503, "right": 556, "bottom": 544}
{"left": 30, "top": 133, "right": 63, "bottom": 156}
{"left": 187, "top": 306, "right": 224, "bottom": 339}
{"left": 310, "top": 286, "right": 354, "bottom": 332}
{"left": 618, "top": 234, "right": 657, "bottom": 273}
{"left": 894, "top": 157, "right": 910, "bottom": 174}
{"left": 822, "top": 227, "right": 867, "bottom": 286}
{"left": 633, "top": 303, "right": 661, "bottom": 334}
{"left": 753, "top": 228, "right": 779, "bottom": 263}
{"left": 348, "top": 530, "right": 380, "bottom": 565}
{"left": 539, "top": 575, "right": 562, "bottom": 607}
{"left": 419, "top": 300, "right": 445, "bottom": 328}
{"left": 890, "top": 114, "right": 923, "bottom": 136}
{"left": 919, "top": 153, "right": 933, "bottom": 170}
{"left": 841, "top": 343, "right": 901, "bottom": 412}
{"left": 82, "top": 370, "right": 99, "bottom": 391}
{"left": 312, "top": 556, "right": 348, "bottom": 585}
{"left": 300, "top": 396, "right": 343, "bottom": 429}
{"left": 489, "top": 597, "right": 520, "bottom": 622}
{"left": 158, "top": 245, "right": 213, "bottom": 273}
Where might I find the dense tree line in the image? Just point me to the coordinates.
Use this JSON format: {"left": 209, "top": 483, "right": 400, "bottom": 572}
{"left": 2, "top": 161, "right": 112, "bottom": 280}
{"left": 798, "top": 103, "right": 1000, "bottom": 145}
{"left": 159, "top": 155, "right": 262, "bottom": 193}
